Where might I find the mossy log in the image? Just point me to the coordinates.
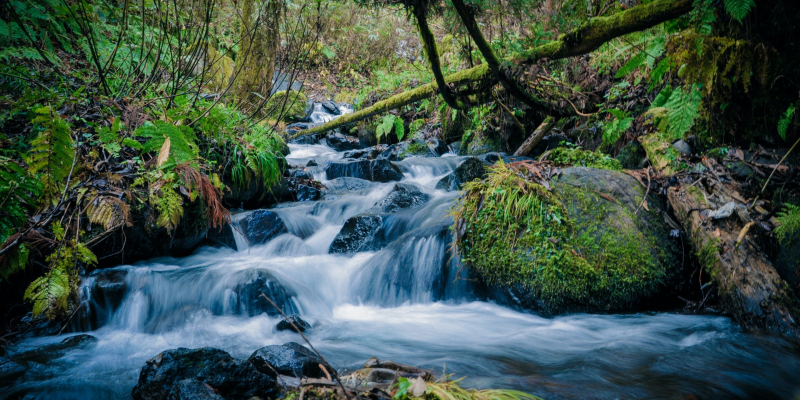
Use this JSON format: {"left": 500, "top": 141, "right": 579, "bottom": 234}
{"left": 513, "top": 117, "right": 555, "bottom": 156}
{"left": 293, "top": 0, "right": 692, "bottom": 138}
{"left": 667, "top": 183, "right": 800, "bottom": 338}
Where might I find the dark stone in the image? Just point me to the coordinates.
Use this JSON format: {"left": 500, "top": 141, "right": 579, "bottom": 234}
{"left": 343, "top": 148, "right": 382, "bottom": 160}
{"left": 672, "top": 139, "right": 692, "bottom": 156}
{"left": 435, "top": 157, "right": 488, "bottom": 191}
{"left": 289, "top": 132, "right": 319, "bottom": 145}
{"left": 167, "top": 379, "right": 225, "bottom": 400}
{"left": 616, "top": 141, "right": 648, "bottom": 169}
{"left": 247, "top": 342, "right": 326, "bottom": 378}
{"left": 201, "top": 223, "right": 237, "bottom": 250}
{"left": 370, "top": 183, "right": 430, "bottom": 213}
{"left": 529, "top": 133, "right": 570, "bottom": 159}
{"left": 10, "top": 334, "right": 97, "bottom": 365}
{"left": 329, "top": 215, "right": 383, "bottom": 254}
{"left": 276, "top": 315, "right": 311, "bottom": 332}
{"left": 286, "top": 122, "right": 314, "bottom": 131}
{"left": 296, "top": 185, "right": 321, "bottom": 202}
{"left": 287, "top": 168, "right": 313, "bottom": 180}
{"left": 727, "top": 160, "right": 756, "bottom": 179}
{"left": 131, "top": 348, "right": 278, "bottom": 400}
{"left": 0, "top": 357, "right": 26, "bottom": 383}
{"left": 234, "top": 270, "right": 297, "bottom": 317}
{"left": 325, "top": 159, "right": 404, "bottom": 182}
{"left": 774, "top": 232, "right": 800, "bottom": 290}
{"left": 239, "top": 210, "right": 288, "bottom": 245}
{"left": 223, "top": 177, "right": 294, "bottom": 210}
{"left": 299, "top": 101, "right": 315, "bottom": 122}
{"left": 306, "top": 160, "right": 318, "bottom": 167}
{"left": 427, "top": 139, "right": 450, "bottom": 156}
{"left": 323, "top": 178, "right": 376, "bottom": 195}
{"left": 326, "top": 132, "right": 361, "bottom": 152}
{"left": 479, "top": 152, "right": 504, "bottom": 164}
{"left": 321, "top": 101, "right": 340, "bottom": 115}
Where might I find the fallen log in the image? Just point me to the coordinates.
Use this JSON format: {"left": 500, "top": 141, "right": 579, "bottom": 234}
{"left": 513, "top": 117, "right": 556, "bottom": 156}
{"left": 666, "top": 182, "right": 799, "bottom": 337}
{"left": 290, "top": 0, "right": 693, "bottom": 138}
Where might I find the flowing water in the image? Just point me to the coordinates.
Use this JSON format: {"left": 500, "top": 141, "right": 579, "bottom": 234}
{"left": 3, "top": 109, "right": 800, "bottom": 400}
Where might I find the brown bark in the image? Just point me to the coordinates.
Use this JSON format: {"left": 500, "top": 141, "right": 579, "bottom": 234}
{"left": 513, "top": 117, "right": 555, "bottom": 156}
{"left": 666, "top": 183, "right": 800, "bottom": 338}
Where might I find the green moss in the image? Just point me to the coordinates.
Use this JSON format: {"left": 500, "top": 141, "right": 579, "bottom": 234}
{"left": 547, "top": 147, "right": 622, "bottom": 170}
{"left": 266, "top": 90, "right": 308, "bottom": 122}
{"left": 639, "top": 133, "right": 686, "bottom": 175}
{"left": 453, "top": 164, "right": 671, "bottom": 314}
{"left": 696, "top": 239, "right": 720, "bottom": 281}
{"left": 405, "top": 141, "right": 428, "bottom": 155}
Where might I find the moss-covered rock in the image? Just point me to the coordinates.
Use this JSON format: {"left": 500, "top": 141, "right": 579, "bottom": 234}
{"left": 454, "top": 164, "right": 678, "bottom": 314}
{"left": 266, "top": 90, "right": 308, "bottom": 122}
{"left": 547, "top": 147, "right": 622, "bottom": 170}
{"left": 639, "top": 133, "right": 687, "bottom": 175}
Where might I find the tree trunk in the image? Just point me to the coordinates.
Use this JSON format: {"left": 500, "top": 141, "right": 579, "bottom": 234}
{"left": 291, "top": 0, "right": 692, "bottom": 138}
{"left": 235, "top": 0, "right": 281, "bottom": 113}
{"left": 666, "top": 184, "right": 800, "bottom": 338}
{"left": 513, "top": 117, "right": 555, "bottom": 156}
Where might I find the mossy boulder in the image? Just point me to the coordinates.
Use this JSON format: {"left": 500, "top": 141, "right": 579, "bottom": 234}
{"left": 455, "top": 164, "right": 679, "bottom": 315}
{"left": 266, "top": 90, "right": 308, "bottom": 122}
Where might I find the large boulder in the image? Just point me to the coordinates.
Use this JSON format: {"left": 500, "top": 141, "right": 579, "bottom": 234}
{"left": 329, "top": 215, "right": 384, "bottom": 254}
{"left": 167, "top": 379, "right": 225, "bottom": 400}
{"left": 234, "top": 270, "right": 298, "bottom": 317}
{"left": 247, "top": 342, "right": 327, "bottom": 378}
{"left": 325, "top": 159, "right": 404, "bottom": 182}
{"left": 435, "top": 157, "right": 487, "bottom": 191}
{"left": 239, "top": 210, "right": 288, "bottom": 245}
{"left": 458, "top": 166, "right": 679, "bottom": 315}
{"left": 131, "top": 348, "right": 278, "bottom": 400}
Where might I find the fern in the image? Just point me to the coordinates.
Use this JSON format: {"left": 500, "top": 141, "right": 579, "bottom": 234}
{"left": 24, "top": 240, "right": 97, "bottom": 319}
{"left": 778, "top": 104, "right": 795, "bottom": 141}
{"left": 615, "top": 52, "right": 647, "bottom": 79}
{"left": 775, "top": 204, "right": 800, "bottom": 244}
{"left": 0, "top": 157, "right": 42, "bottom": 243}
{"left": 724, "top": 0, "right": 755, "bottom": 22}
{"left": 0, "top": 243, "right": 30, "bottom": 282}
{"left": 648, "top": 85, "right": 702, "bottom": 140}
{"left": 648, "top": 57, "right": 670, "bottom": 91}
{"left": 394, "top": 115, "right": 405, "bottom": 141}
{"left": 135, "top": 121, "right": 199, "bottom": 169}
{"left": 84, "top": 192, "right": 132, "bottom": 231}
{"left": 602, "top": 109, "right": 633, "bottom": 147}
{"left": 26, "top": 106, "right": 74, "bottom": 204}
{"left": 376, "top": 114, "right": 403, "bottom": 142}
{"left": 154, "top": 185, "right": 184, "bottom": 234}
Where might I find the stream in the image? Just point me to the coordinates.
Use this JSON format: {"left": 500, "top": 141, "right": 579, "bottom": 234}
{"left": 2, "top": 108, "right": 800, "bottom": 400}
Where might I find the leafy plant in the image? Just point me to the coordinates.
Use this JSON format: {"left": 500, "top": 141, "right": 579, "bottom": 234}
{"left": 376, "top": 114, "right": 404, "bottom": 142}
{"left": 0, "top": 157, "right": 42, "bottom": 243}
{"left": 778, "top": 104, "right": 795, "bottom": 141}
{"left": 135, "top": 120, "right": 199, "bottom": 170}
{"left": 26, "top": 106, "right": 75, "bottom": 204}
{"left": 392, "top": 376, "right": 540, "bottom": 400}
{"left": 775, "top": 204, "right": 800, "bottom": 244}
{"left": 646, "top": 85, "right": 702, "bottom": 140}
{"left": 97, "top": 117, "right": 125, "bottom": 157}
{"left": 602, "top": 109, "right": 633, "bottom": 147}
{"left": 724, "top": 0, "right": 755, "bottom": 22}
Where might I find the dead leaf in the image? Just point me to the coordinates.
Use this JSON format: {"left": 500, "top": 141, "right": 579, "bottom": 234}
{"left": 731, "top": 148, "right": 744, "bottom": 160}
{"left": 409, "top": 377, "right": 427, "bottom": 397}
{"left": 157, "top": 137, "right": 171, "bottom": 167}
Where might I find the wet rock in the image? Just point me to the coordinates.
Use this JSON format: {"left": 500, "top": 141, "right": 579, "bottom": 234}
{"left": 343, "top": 147, "right": 382, "bottom": 160}
{"left": 289, "top": 132, "right": 319, "bottom": 145}
{"left": 306, "top": 160, "right": 318, "bottom": 167}
{"left": 247, "top": 342, "right": 327, "bottom": 378}
{"left": 323, "top": 178, "right": 376, "bottom": 195}
{"left": 167, "top": 379, "right": 225, "bottom": 400}
{"left": 321, "top": 101, "right": 340, "bottom": 115}
{"left": 326, "top": 132, "right": 362, "bottom": 152}
{"left": 329, "top": 215, "right": 383, "bottom": 254}
{"left": 296, "top": 185, "right": 321, "bottom": 202}
{"left": 300, "top": 101, "right": 315, "bottom": 122}
{"left": 0, "top": 357, "right": 26, "bottom": 383}
{"left": 10, "top": 334, "right": 98, "bottom": 365}
{"left": 131, "top": 348, "right": 278, "bottom": 400}
{"left": 234, "top": 270, "right": 298, "bottom": 317}
{"left": 276, "top": 315, "right": 311, "bottom": 332}
{"left": 616, "top": 141, "right": 648, "bottom": 169}
{"left": 672, "top": 139, "right": 692, "bottom": 156}
{"left": 224, "top": 177, "right": 294, "bottom": 210}
{"left": 435, "top": 157, "right": 488, "bottom": 191}
{"left": 239, "top": 210, "right": 288, "bottom": 245}
{"left": 427, "top": 139, "right": 450, "bottom": 156}
{"left": 287, "top": 168, "right": 313, "bottom": 180}
{"left": 378, "top": 143, "right": 412, "bottom": 161}
{"left": 727, "top": 160, "right": 755, "bottom": 179}
{"left": 325, "top": 159, "right": 404, "bottom": 182}
{"left": 370, "top": 183, "right": 430, "bottom": 213}
{"left": 201, "top": 223, "right": 237, "bottom": 250}
{"left": 774, "top": 232, "right": 800, "bottom": 290}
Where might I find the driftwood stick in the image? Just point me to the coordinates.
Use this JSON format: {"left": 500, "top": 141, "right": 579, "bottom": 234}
{"left": 513, "top": 117, "right": 555, "bottom": 156}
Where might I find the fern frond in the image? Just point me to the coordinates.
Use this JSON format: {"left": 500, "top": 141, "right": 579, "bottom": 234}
{"left": 615, "top": 52, "right": 647, "bottom": 79}
{"left": 84, "top": 193, "right": 132, "bottom": 230}
{"left": 154, "top": 185, "right": 184, "bottom": 234}
{"left": 775, "top": 204, "right": 800, "bottom": 244}
{"left": 778, "top": 104, "right": 795, "bottom": 141}
{"left": 26, "top": 107, "right": 74, "bottom": 203}
{"left": 0, "top": 157, "right": 42, "bottom": 242}
{"left": 664, "top": 85, "right": 701, "bottom": 140}
{"left": 724, "top": 0, "right": 755, "bottom": 22}
{"left": 135, "top": 121, "right": 199, "bottom": 169}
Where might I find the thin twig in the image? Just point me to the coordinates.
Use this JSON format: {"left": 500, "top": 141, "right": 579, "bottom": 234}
{"left": 635, "top": 167, "right": 651, "bottom": 215}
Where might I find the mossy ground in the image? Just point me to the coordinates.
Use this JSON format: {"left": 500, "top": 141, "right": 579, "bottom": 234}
{"left": 454, "top": 163, "right": 673, "bottom": 314}
{"left": 547, "top": 147, "right": 622, "bottom": 170}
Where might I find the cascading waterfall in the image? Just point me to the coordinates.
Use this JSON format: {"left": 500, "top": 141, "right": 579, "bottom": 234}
{"left": 3, "top": 106, "right": 800, "bottom": 400}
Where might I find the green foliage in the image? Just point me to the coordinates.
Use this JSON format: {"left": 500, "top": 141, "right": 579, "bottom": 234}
{"left": 778, "top": 104, "right": 795, "bottom": 141}
{"left": 392, "top": 376, "right": 541, "bottom": 400}
{"left": 0, "top": 157, "right": 42, "bottom": 243}
{"left": 135, "top": 121, "right": 199, "bottom": 169}
{"left": 724, "top": 0, "right": 755, "bottom": 22}
{"left": 229, "top": 128, "right": 284, "bottom": 189}
{"left": 615, "top": 52, "right": 647, "bottom": 79}
{"left": 265, "top": 90, "right": 308, "bottom": 121}
{"left": 547, "top": 147, "right": 622, "bottom": 171}
{"left": 602, "top": 109, "right": 633, "bottom": 147}
{"left": 647, "top": 85, "right": 702, "bottom": 140}
{"left": 649, "top": 57, "right": 671, "bottom": 91}
{"left": 26, "top": 106, "right": 75, "bottom": 204}
{"left": 375, "top": 114, "right": 404, "bottom": 142}
{"left": 24, "top": 227, "right": 97, "bottom": 319}
{"left": 0, "top": 0, "right": 78, "bottom": 64}
{"left": 409, "top": 118, "right": 426, "bottom": 135}
{"left": 97, "top": 117, "right": 124, "bottom": 157}
{"left": 775, "top": 204, "right": 800, "bottom": 244}
{"left": 154, "top": 185, "right": 184, "bottom": 234}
